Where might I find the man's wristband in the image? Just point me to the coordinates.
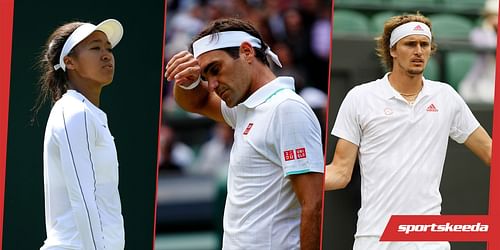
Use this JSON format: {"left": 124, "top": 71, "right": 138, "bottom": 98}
{"left": 178, "top": 77, "right": 201, "bottom": 90}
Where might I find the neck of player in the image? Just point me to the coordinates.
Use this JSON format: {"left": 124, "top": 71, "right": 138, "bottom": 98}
{"left": 249, "top": 62, "right": 277, "bottom": 93}
{"left": 68, "top": 79, "right": 103, "bottom": 107}
{"left": 388, "top": 67, "right": 423, "bottom": 97}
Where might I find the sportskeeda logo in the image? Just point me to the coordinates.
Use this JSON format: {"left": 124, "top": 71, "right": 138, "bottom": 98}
{"left": 398, "top": 222, "right": 489, "bottom": 234}
{"left": 380, "top": 215, "right": 490, "bottom": 241}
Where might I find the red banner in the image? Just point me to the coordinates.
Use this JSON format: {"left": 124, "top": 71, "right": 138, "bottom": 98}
{"left": 381, "top": 215, "right": 490, "bottom": 242}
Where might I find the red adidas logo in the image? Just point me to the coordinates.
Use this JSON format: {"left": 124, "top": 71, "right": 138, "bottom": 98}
{"left": 426, "top": 103, "right": 438, "bottom": 112}
{"left": 413, "top": 25, "right": 424, "bottom": 31}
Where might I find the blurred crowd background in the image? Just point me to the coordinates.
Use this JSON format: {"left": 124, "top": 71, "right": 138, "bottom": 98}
{"left": 157, "top": 0, "right": 330, "bottom": 249}
{"left": 329, "top": 0, "right": 497, "bottom": 105}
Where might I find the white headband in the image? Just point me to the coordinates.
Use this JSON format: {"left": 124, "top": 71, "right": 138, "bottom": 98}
{"left": 390, "top": 22, "right": 432, "bottom": 48}
{"left": 54, "top": 19, "right": 123, "bottom": 71}
{"left": 192, "top": 31, "right": 282, "bottom": 67}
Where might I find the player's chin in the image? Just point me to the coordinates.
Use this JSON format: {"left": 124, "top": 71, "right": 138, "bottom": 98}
{"left": 219, "top": 91, "right": 237, "bottom": 107}
{"left": 408, "top": 68, "right": 424, "bottom": 75}
{"left": 223, "top": 97, "right": 239, "bottom": 108}
{"left": 224, "top": 100, "right": 237, "bottom": 108}
{"left": 101, "top": 77, "right": 114, "bottom": 86}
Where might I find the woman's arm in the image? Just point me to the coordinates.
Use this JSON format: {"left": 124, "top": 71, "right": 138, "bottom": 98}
{"left": 56, "top": 105, "right": 105, "bottom": 250}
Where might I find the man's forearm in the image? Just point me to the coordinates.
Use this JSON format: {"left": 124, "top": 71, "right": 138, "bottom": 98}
{"left": 464, "top": 126, "right": 492, "bottom": 166}
{"left": 299, "top": 202, "right": 321, "bottom": 250}
{"left": 325, "top": 163, "right": 351, "bottom": 191}
{"left": 173, "top": 83, "right": 209, "bottom": 113}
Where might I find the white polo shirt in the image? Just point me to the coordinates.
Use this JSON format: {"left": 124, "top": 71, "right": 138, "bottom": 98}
{"left": 221, "top": 76, "right": 324, "bottom": 250}
{"left": 41, "top": 90, "right": 124, "bottom": 250}
{"left": 332, "top": 73, "right": 479, "bottom": 244}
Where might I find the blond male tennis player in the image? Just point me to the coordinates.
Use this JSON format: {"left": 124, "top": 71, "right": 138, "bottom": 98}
{"left": 325, "top": 13, "right": 491, "bottom": 250}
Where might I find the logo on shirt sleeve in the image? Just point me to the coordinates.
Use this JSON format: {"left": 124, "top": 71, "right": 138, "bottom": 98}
{"left": 295, "top": 147, "right": 307, "bottom": 159}
{"left": 284, "top": 148, "right": 307, "bottom": 161}
{"left": 284, "top": 150, "right": 295, "bottom": 161}
{"left": 243, "top": 123, "right": 254, "bottom": 135}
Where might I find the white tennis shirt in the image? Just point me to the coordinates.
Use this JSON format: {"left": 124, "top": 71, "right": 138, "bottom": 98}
{"left": 332, "top": 73, "right": 479, "bottom": 242}
{"left": 220, "top": 77, "right": 324, "bottom": 249}
{"left": 41, "top": 90, "right": 124, "bottom": 250}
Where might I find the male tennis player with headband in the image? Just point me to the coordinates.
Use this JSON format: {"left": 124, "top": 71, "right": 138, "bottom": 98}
{"left": 166, "top": 18, "right": 324, "bottom": 250}
{"left": 325, "top": 13, "right": 492, "bottom": 250}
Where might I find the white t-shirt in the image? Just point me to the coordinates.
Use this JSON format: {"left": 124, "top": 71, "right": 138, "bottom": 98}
{"left": 221, "top": 77, "right": 324, "bottom": 250}
{"left": 332, "top": 73, "right": 479, "bottom": 248}
{"left": 353, "top": 237, "right": 450, "bottom": 250}
{"left": 41, "top": 90, "right": 124, "bottom": 250}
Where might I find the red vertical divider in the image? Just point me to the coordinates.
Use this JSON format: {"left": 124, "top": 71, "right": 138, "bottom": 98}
{"left": 487, "top": 2, "right": 500, "bottom": 249}
{"left": 0, "top": 0, "right": 15, "bottom": 247}
{"left": 153, "top": 0, "right": 168, "bottom": 249}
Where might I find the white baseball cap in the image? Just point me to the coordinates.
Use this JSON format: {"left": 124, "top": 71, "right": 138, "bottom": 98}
{"left": 484, "top": 0, "right": 499, "bottom": 15}
{"left": 54, "top": 19, "right": 123, "bottom": 71}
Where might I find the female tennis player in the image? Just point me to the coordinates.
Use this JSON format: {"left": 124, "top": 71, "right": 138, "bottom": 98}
{"left": 34, "top": 19, "right": 125, "bottom": 250}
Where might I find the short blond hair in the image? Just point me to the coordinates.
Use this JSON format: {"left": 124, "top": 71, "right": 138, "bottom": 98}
{"left": 375, "top": 13, "right": 437, "bottom": 70}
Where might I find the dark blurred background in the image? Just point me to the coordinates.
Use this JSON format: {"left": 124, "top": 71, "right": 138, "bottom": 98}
{"left": 3, "top": 1, "right": 165, "bottom": 249}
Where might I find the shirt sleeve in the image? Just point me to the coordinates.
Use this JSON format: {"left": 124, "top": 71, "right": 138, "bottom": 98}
{"left": 331, "top": 87, "right": 362, "bottom": 146}
{"left": 448, "top": 86, "right": 480, "bottom": 143}
{"left": 220, "top": 101, "right": 238, "bottom": 129}
{"left": 55, "top": 105, "right": 105, "bottom": 250}
{"left": 270, "top": 99, "right": 324, "bottom": 176}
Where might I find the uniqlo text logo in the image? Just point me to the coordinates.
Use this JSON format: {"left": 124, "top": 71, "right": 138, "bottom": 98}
{"left": 296, "top": 148, "right": 307, "bottom": 159}
{"left": 284, "top": 150, "right": 295, "bottom": 161}
{"left": 243, "top": 123, "right": 254, "bottom": 135}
